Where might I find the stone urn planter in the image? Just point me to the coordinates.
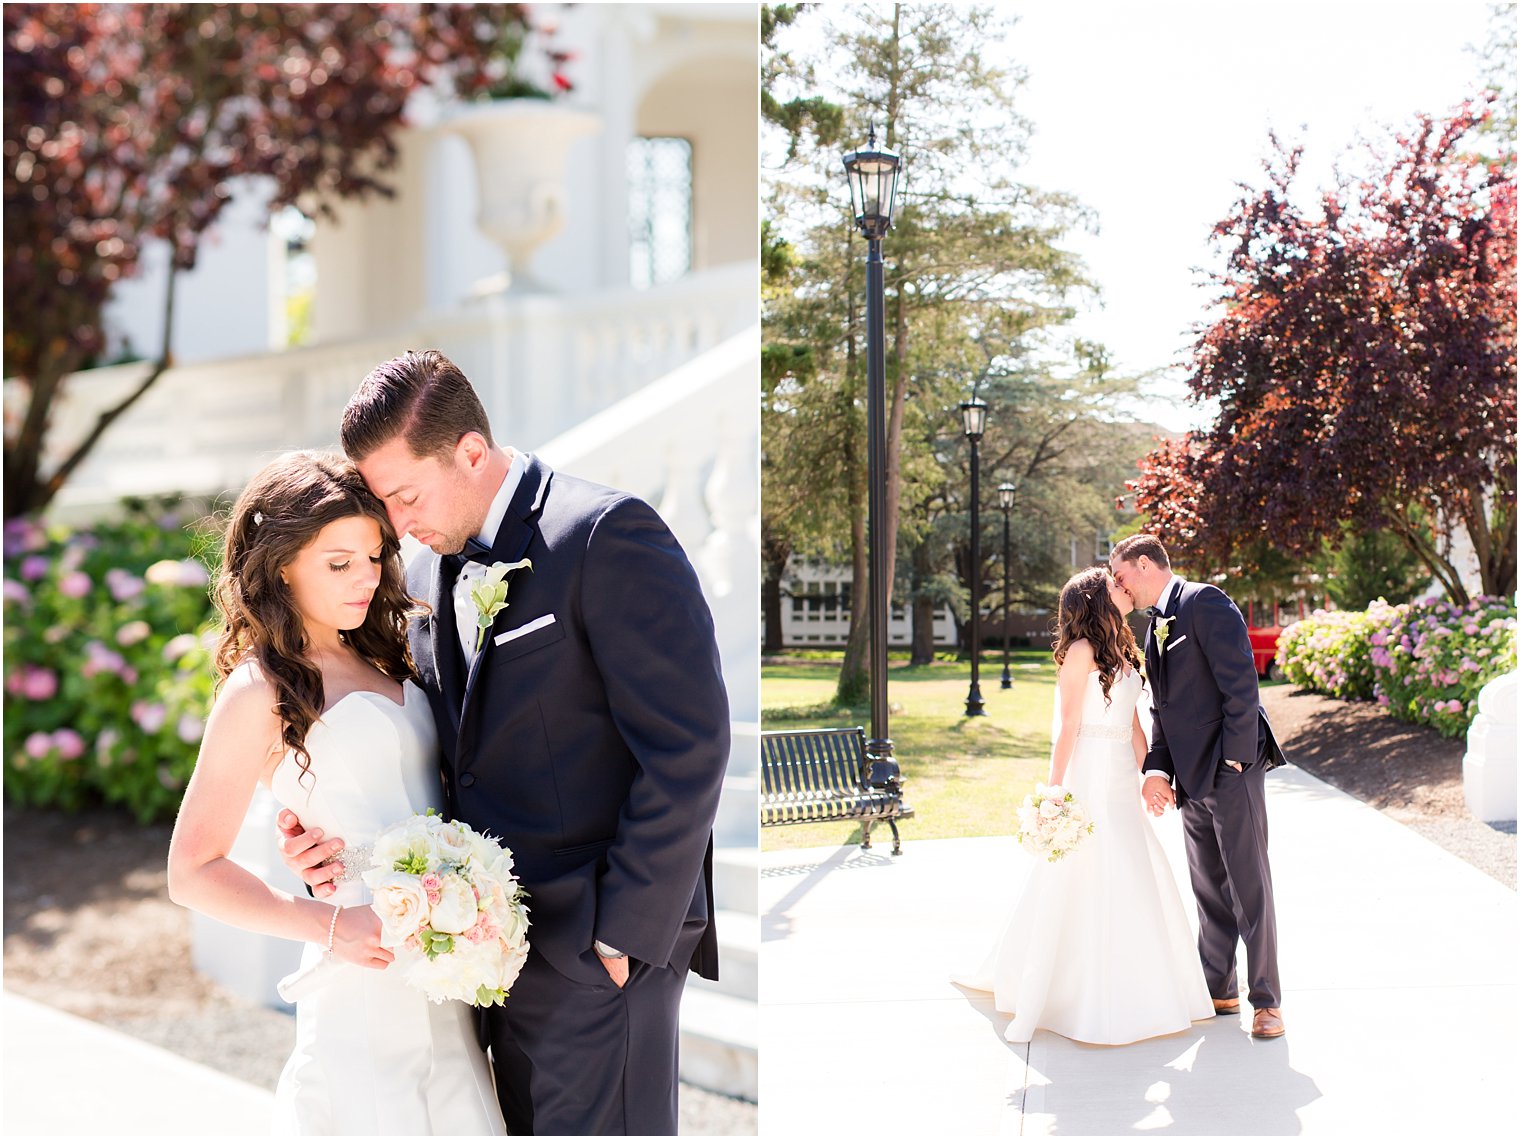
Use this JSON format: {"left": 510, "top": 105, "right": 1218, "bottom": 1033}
{"left": 442, "top": 100, "right": 601, "bottom": 292}
{"left": 1464, "top": 670, "right": 1517, "bottom": 823}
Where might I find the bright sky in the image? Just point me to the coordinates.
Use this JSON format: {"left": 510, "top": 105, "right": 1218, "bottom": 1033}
{"left": 1008, "top": 0, "right": 1503, "bottom": 432}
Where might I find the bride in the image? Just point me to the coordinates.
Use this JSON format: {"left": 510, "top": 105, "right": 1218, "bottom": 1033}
{"left": 954, "top": 565, "right": 1214, "bottom": 1045}
{"left": 167, "top": 451, "right": 505, "bottom": 1135}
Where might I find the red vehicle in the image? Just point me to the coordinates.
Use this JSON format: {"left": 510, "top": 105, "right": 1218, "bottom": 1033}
{"left": 1243, "top": 598, "right": 1313, "bottom": 680}
{"left": 1247, "top": 620, "right": 1284, "bottom": 680}
{"left": 1239, "top": 592, "right": 1332, "bottom": 679}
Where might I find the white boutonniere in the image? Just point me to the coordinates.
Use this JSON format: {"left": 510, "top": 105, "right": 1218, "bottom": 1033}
{"left": 469, "top": 559, "right": 533, "bottom": 653}
{"left": 1154, "top": 616, "right": 1174, "bottom": 648}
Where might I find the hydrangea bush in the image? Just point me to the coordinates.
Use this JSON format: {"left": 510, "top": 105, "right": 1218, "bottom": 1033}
{"left": 1276, "top": 595, "right": 1517, "bottom": 738}
{"left": 2, "top": 501, "right": 222, "bottom": 822}
{"left": 1370, "top": 597, "right": 1517, "bottom": 739}
{"left": 1273, "top": 600, "right": 1399, "bottom": 700}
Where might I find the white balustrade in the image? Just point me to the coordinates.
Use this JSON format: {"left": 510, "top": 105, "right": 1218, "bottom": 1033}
{"left": 31, "top": 262, "right": 757, "bottom": 519}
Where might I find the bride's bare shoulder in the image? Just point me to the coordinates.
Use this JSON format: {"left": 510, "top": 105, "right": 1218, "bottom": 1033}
{"left": 1059, "top": 638, "right": 1097, "bottom": 672}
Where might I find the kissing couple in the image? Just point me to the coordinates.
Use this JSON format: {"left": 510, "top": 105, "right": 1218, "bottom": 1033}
{"left": 956, "top": 535, "right": 1287, "bottom": 1044}
{"left": 169, "top": 349, "right": 730, "bottom": 1135}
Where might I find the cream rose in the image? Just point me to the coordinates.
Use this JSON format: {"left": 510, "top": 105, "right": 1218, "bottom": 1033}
{"left": 429, "top": 876, "right": 480, "bottom": 935}
{"left": 369, "top": 874, "right": 430, "bottom": 945}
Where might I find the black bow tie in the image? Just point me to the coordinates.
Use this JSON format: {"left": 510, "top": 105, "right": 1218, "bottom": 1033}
{"left": 445, "top": 536, "right": 494, "bottom": 572}
{"left": 1148, "top": 605, "right": 1165, "bottom": 618}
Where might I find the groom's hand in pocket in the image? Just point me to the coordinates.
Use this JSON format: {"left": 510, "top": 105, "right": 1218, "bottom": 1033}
{"left": 597, "top": 953, "right": 630, "bottom": 989}
{"left": 276, "top": 808, "right": 344, "bottom": 898}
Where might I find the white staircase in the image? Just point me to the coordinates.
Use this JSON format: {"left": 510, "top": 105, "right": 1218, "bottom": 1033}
{"left": 541, "top": 333, "right": 760, "bottom": 1102}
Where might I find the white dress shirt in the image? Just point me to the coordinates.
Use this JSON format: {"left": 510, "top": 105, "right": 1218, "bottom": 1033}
{"left": 1142, "top": 572, "right": 1180, "bottom": 785}
{"left": 453, "top": 450, "right": 525, "bottom": 665}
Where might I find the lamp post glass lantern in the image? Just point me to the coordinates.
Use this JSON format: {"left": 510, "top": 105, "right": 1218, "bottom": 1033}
{"left": 842, "top": 128, "right": 903, "bottom": 791}
{"left": 998, "top": 481, "right": 1016, "bottom": 690}
{"left": 961, "top": 397, "right": 988, "bottom": 717}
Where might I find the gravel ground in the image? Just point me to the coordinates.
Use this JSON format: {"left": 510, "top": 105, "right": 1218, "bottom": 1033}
{"left": 1, "top": 805, "right": 755, "bottom": 1135}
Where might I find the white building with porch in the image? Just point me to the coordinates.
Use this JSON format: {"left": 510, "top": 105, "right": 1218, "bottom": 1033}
{"left": 33, "top": 3, "right": 759, "bottom": 1101}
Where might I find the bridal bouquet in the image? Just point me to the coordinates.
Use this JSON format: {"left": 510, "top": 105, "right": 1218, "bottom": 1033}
{"left": 1015, "top": 783, "right": 1095, "bottom": 862}
{"left": 361, "top": 812, "right": 531, "bottom": 1006}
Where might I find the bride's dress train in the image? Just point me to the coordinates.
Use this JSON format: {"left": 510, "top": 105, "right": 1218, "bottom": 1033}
{"left": 954, "top": 668, "right": 1213, "bottom": 1045}
{"left": 268, "top": 680, "right": 505, "bottom": 1135}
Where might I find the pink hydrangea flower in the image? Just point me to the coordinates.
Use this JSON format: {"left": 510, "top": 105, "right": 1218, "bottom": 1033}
{"left": 132, "top": 701, "right": 168, "bottom": 733}
{"left": 3, "top": 579, "right": 31, "bottom": 607}
{"left": 51, "top": 729, "right": 85, "bottom": 760}
{"left": 20, "top": 555, "right": 49, "bottom": 581}
{"left": 176, "top": 714, "right": 205, "bottom": 744}
{"left": 58, "top": 571, "right": 91, "bottom": 599}
{"left": 24, "top": 731, "right": 52, "bottom": 759}
{"left": 21, "top": 666, "right": 58, "bottom": 701}
{"left": 105, "top": 568, "right": 146, "bottom": 602}
{"left": 116, "top": 620, "right": 152, "bottom": 647}
{"left": 163, "top": 634, "right": 200, "bottom": 663}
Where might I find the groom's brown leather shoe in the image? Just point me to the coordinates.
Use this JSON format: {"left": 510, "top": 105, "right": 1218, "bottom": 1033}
{"left": 1212, "top": 997, "right": 1240, "bottom": 1013}
{"left": 1251, "top": 1008, "right": 1285, "bottom": 1038}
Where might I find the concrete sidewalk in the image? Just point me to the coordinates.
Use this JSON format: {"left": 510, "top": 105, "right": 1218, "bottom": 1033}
{"left": 3, "top": 992, "right": 274, "bottom": 1136}
{"left": 758, "top": 765, "right": 1518, "bottom": 1136}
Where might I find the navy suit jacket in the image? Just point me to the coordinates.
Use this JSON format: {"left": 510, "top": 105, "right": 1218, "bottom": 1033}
{"left": 1144, "top": 579, "right": 1285, "bottom": 805}
{"left": 406, "top": 456, "right": 728, "bottom": 986}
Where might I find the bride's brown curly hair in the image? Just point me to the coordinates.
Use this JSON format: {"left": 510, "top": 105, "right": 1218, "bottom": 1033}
{"left": 1051, "top": 566, "right": 1143, "bottom": 708}
{"left": 212, "top": 451, "right": 420, "bottom": 784}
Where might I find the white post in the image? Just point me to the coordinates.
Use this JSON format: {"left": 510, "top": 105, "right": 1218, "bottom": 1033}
{"left": 1463, "top": 670, "right": 1518, "bottom": 824}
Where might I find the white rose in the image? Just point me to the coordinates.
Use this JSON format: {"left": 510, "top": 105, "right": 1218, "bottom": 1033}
{"left": 429, "top": 875, "right": 480, "bottom": 935}
{"left": 434, "top": 823, "right": 474, "bottom": 864}
{"left": 1039, "top": 798, "right": 1063, "bottom": 820}
{"left": 369, "top": 874, "right": 431, "bottom": 945}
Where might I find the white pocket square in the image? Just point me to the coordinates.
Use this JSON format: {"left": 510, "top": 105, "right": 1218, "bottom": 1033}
{"left": 494, "top": 613, "right": 556, "bottom": 646}
{"left": 1164, "top": 634, "right": 1188, "bottom": 652}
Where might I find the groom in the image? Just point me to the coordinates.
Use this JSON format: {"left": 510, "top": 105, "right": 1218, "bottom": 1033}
{"left": 281, "top": 349, "right": 729, "bottom": 1134}
{"left": 1109, "top": 534, "right": 1287, "bottom": 1040}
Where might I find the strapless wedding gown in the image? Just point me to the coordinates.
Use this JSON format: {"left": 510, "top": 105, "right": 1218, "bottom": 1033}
{"left": 268, "top": 679, "right": 505, "bottom": 1135}
{"left": 954, "top": 668, "right": 1214, "bottom": 1045}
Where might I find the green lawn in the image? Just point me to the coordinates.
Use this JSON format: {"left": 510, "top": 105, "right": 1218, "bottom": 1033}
{"left": 761, "top": 651, "right": 1056, "bottom": 851}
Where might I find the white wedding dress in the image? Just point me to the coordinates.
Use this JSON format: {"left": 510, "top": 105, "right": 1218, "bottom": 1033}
{"left": 268, "top": 679, "right": 505, "bottom": 1135}
{"left": 954, "top": 668, "right": 1214, "bottom": 1045}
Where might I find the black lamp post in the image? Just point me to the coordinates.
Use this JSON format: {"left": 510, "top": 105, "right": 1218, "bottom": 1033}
{"left": 998, "top": 481, "right": 1016, "bottom": 690}
{"left": 961, "top": 396, "right": 988, "bottom": 717}
{"left": 842, "top": 128, "right": 902, "bottom": 788}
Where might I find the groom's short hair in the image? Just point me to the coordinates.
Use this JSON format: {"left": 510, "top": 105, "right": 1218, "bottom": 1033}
{"left": 1110, "top": 534, "right": 1171, "bottom": 569}
{"left": 341, "top": 349, "right": 495, "bottom": 461}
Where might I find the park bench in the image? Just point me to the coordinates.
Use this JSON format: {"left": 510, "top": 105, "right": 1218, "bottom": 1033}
{"left": 759, "top": 726, "right": 913, "bottom": 855}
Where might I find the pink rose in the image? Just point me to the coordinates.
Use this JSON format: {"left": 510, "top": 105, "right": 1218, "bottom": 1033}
{"left": 3, "top": 579, "right": 30, "bottom": 607}
{"left": 24, "top": 731, "right": 51, "bottom": 759}
{"left": 51, "top": 729, "right": 85, "bottom": 761}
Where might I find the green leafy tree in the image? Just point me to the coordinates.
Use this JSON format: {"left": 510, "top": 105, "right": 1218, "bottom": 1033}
{"left": 764, "top": 3, "right": 1101, "bottom": 701}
